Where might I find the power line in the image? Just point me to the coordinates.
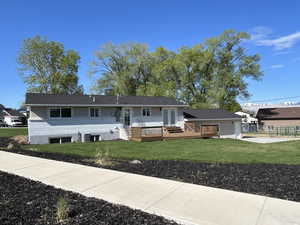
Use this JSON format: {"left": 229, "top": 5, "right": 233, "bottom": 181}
{"left": 241, "top": 95, "right": 300, "bottom": 103}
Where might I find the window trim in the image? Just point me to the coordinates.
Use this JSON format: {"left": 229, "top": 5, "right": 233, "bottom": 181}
{"left": 49, "top": 107, "right": 72, "bottom": 119}
{"left": 141, "top": 107, "right": 151, "bottom": 117}
{"left": 89, "top": 107, "right": 101, "bottom": 118}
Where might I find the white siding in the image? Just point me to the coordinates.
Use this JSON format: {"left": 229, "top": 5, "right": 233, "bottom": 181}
{"left": 29, "top": 106, "right": 186, "bottom": 144}
{"left": 29, "top": 107, "right": 122, "bottom": 144}
{"left": 130, "top": 107, "right": 184, "bottom": 128}
{"left": 131, "top": 107, "right": 163, "bottom": 127}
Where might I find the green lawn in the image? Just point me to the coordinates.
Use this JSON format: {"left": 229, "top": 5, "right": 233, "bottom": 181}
{"left": 25, "top": 138, "right": 300, "bottom": 165}
{"left": 0, "top": 128, "right": 28, "bottom": 137}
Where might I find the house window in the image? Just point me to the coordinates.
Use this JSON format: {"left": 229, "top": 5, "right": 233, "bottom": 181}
{"left": 49, "top": 136, "right": 72, "bottom": 144}
{"left": 61, "top": 108, "right": 72, "bottom": 118}
{"left": 50, "top": 108, "right": 61, "bottom": 118}
{"left": 90, "top": 108, "right": 100, "bottom": 117}
{"left": 296, "top": 126, "right": 300, "bottom": 131}
{"left": 50, "top": 108, "right": 72, "bottom": 118}
{"left": 142, "top": 108, "right": 151, "bottom": 117}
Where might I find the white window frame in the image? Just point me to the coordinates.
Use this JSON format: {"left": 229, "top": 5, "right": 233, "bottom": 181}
{"left": 89, "top": 107, "right": 101, "bottom": 118}
{"left": 141, "top": 107, "right": 151, "bottom": 117}
{"left": 49, "top": 107, "right": 72, "bottom": 119}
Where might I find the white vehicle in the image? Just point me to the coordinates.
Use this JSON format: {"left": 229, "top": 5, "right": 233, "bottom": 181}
{"left": 4, "top": 116, "right": 23, "bottom": 127}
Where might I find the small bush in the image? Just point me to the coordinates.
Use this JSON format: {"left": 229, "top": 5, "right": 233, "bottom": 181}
{"left": 56, "top": 196, "right": 68, "bottom": 222}
{"left": 95, "top": 146, "right": 114, "bottom": 166}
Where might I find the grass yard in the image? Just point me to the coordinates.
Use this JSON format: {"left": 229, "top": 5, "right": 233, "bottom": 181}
{"left": 0, "top": 127, "right": 28, "bottom": 137}
{"left": 26, "top": 138, "right": 300, "bottom": 164}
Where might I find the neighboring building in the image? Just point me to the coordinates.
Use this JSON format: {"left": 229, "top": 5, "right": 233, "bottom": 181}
{"left": 0, "top": 104, "right": 26, "bottom": 127}
{"left": 256, "top": 107, "right": 300, "bottom": 131}
{"left": 183, "top": 109, "right": 242, "bottom": 139}
{"left": 3, "top": 108, "right": 26, "bottom": 127}
{"left": 235, "top": 111, "right": 258, "bottom": 133}
{"left": 235, "top": 111, "right": 258, "bottom": 124}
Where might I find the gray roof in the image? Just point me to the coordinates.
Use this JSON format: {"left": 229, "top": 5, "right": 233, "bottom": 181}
{"left": 183, "top": 109, "right": 241, "bottom": 120}
{"left": 25, "top": 93, "right": 186, "bottom": 106}
{"left": 4, "top": 108, "right": 25, "bottom": 117}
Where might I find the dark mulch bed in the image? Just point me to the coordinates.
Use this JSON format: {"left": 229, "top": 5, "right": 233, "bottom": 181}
{"left": 0, "top": 171, "right": 178, "bottom": 225}
{"left": 3, "top": 148, "right": 300, "bottom": 203}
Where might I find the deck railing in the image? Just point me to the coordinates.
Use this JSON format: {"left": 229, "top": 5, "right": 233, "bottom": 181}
{"left": 131, "top": 126, "right": 163, "bottom": 138}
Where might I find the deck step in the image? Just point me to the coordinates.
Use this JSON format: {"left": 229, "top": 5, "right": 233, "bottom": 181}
{"left": 164, "top": 126, "right": 184, "bottom": 134}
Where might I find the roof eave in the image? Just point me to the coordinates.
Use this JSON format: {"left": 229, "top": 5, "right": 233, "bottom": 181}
{"left": 25, "top": 103, "right": 188, "bottom": 107}
{"left": 184, "top": 118, "right": 242, "bottom": 121}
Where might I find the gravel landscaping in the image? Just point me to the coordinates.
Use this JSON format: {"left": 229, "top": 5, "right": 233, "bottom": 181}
{"left": 0, "top": 171, "right": 178, "bottom": 225}
{"left": 3, "top": 148, "right": 300, "bottom": 203}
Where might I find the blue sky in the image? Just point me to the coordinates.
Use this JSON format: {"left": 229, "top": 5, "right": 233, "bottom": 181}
{"left": 1, "top": 0, "right": 300, "bottom": 108}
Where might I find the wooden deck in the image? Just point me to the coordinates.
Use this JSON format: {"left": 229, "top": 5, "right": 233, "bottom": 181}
{"left": 163, "top": 132, "right": 203, "bottom": 140}
{"left": 130, "top": 133, "right": 203, "bottom": 142}
{"left": 129, "top": 126, "right": 219, "bottom": 142}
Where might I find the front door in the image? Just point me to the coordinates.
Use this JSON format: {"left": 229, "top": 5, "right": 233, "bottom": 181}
{"left": 163, "top": 109, "right": 176, "bottom": 126}
{"left": 123, "top": 108, "right": 131, "bottom": 127}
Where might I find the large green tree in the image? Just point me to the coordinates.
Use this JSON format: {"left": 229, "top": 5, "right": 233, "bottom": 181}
{"left": 90, "top": 30, "right": 263, "bottom": 111}
{"left": 89, "top": 42, "right": 154, "bottom": 96}
{"left": 17, "top": 36, "right": 83, "bottom": 94}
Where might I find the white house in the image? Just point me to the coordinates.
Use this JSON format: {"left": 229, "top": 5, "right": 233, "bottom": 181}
{"left": 2, "top": 107, "right": 25, "bottom": 127}
{"left": 25, "top": 93, "right": 242, "bottom": 144}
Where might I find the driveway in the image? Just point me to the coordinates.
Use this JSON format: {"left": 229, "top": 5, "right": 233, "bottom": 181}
{"left": 1, "top": 151, "right": 300, "bottom": 225}
{"left": 242, "top": 136, "right": 300, "bottom": 143}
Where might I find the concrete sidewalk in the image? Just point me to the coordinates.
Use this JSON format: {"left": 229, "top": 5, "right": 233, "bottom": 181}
{"left": 242, "top": 137, "right": 300, "bottom": 143}
{"left": 0, "top": 151, "right": 300, "bottom": 225}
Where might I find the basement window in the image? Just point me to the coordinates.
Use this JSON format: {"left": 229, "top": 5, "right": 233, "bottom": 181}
{"left": 90, "top": 135, "right": 101, "bottom": 142}
{"left": 49, "top": 137, "right": 72, "bottom": 144}
{"left": 49, "top": 138, "right": 60, "bottom": 144}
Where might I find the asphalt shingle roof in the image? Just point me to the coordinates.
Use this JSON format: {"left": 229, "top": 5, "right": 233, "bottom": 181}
{"left": 25, "top": 93, "right": 186, "bottom": 106}
{"left": 4, "top": 109, "right": 25, "bottom": 117}
{"left": 183, "top": 109, "right": 241, "bottom": 120}
{"left": 256, "top": 107, "right": 300, "bottom": 120}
